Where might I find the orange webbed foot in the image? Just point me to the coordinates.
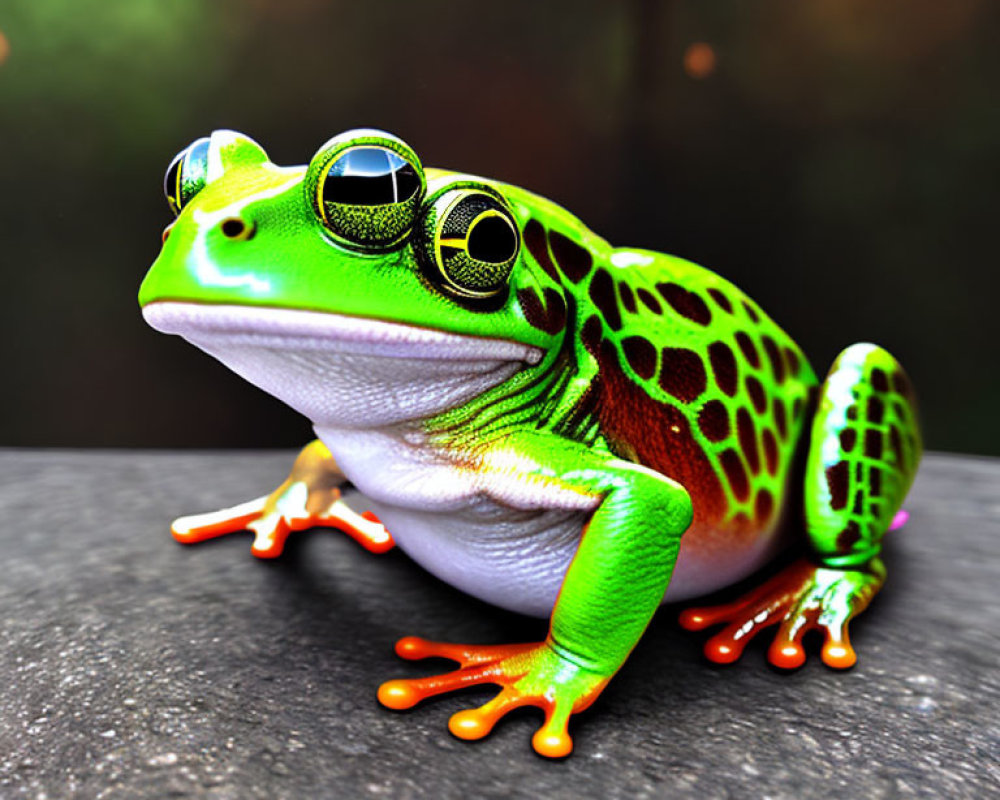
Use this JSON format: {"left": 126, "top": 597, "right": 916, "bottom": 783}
{"left": 378, "top": 636, "right": 609, "bottom": 758}
{"left": 171, "top": 483, "right": 393, "bottom": 558}
{"left": 680, "top": 558, "right": 885, "bottom": 670}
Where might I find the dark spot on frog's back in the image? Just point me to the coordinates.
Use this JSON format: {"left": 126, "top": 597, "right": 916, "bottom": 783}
{"left": 746, "top": 375, "right": 766, "bottom": 414}
{"left": 618, "top": 282, "right": 637, "bottom": 314}
{"left": 548, "top": 230, "right": 592, "bottom": 284}
{"left": 762, "top": 336, "right": 786, "bottom": 384}
{"left": 783, "top": 346, "right": 801, "bottom": 377}
{"left": 742, "top": 301, "right": 761, "bottom": 323}
{"left": 621, "top": 337, "right": 657, "bottom": 380}
{"left": 697, "top": 399, "right": 729, "bottom": 442}
{"left": 522, "top": 219, "right": 559, "bottom": 283}
{"left": 735, "top": 332, "right": 760, "bottom": 368}
{"left": 707, "top": 288, "right": 733, "bottom": 314}
{"left": 636, "top": 288, "right": 662, "bottom": 314}
{"left": 589, "top": 268, "right": 622, "bottom": 331}
{"left": 708, "top": 342, "right": 738, "bottom": 397}
{"left": 825, "top": 461, "right": 849, "bottom": 510}
{"left": 720, "top": 449, "right": 749, "bottom": 501}
{"left": 658, "top": 347, "right": 707, "bottom": 403}
{"left": 656, "top": 282, "right": 712, "bottom": 326}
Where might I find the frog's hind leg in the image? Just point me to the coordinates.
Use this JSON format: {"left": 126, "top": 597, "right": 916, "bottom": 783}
{"left": 681, "top": 343, "right": 921, "bottom": 669}
{"left": 171, "top": 439, "right": 393, "bottom": 558}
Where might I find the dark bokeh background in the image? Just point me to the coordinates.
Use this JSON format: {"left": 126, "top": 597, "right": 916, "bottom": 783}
{"left": 2, "top": 0, "right": 997, "bottom": 454}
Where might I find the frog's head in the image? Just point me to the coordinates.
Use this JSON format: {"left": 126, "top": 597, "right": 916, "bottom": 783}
{"left": 140, "top": 129, "right": 579, "bottom": 430}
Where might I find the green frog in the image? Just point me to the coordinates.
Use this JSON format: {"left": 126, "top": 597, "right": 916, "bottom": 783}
{"left": 140, "top": 129, "right": 922, "bottom": 757}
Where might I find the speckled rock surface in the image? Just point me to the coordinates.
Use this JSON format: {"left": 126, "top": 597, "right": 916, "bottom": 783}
{"left": 0, "top": 450, "right": 997, "bottom": 799}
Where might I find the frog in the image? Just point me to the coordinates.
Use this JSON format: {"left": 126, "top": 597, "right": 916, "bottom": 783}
{"left": 139, "top": 129, "right": 922, "bottom": 758}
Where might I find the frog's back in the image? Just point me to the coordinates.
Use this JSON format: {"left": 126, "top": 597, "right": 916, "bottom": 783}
{"left": 581, "top": 247, "right": 817, "bottom": 529}
{"left": 499, "top": 183, "right": 820, "bottom": 591}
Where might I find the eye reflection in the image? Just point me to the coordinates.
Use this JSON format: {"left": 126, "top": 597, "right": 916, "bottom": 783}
{"left": 323, "top": 147, "right": 420, "bottom": 206}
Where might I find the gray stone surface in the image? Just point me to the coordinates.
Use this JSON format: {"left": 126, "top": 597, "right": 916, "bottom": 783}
{"left": 0, "top": 450, "right": 997, "bottom": 799}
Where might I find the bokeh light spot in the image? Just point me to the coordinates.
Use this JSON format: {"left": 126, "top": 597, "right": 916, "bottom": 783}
{"left": 0, "top": 30, "right": 9, "bottom": 66}
{"left": 683, "top": 42, "right": 716, "bottom": 79}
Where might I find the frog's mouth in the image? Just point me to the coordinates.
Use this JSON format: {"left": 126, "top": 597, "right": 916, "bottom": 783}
{"left": 143, "top": 301, "right": 543, "bottom": 429}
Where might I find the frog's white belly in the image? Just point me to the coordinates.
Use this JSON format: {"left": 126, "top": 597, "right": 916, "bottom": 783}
{"left": 318, "top": 425, "right": 784, "bottom": 618}
{"left": 367, "top": 500, "right": 585, "bottom": 617}
{"left": 143, "top": 301, "right": 783, "bottom": 617}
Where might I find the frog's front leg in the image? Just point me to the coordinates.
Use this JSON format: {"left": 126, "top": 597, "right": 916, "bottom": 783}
{"left": 171, "top": 439, "right": 393, "bottom": 558}
{"left": 681, "top": 343, "right": 921, "bottom": 669}
{"left": 378, "top": 432, "right": 693, "bottom": 757}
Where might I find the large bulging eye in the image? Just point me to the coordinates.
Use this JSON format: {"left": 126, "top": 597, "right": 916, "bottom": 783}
{"left": 418, "top": 189, "right": 520, "bottom": 300}
{"left": 308, "top": 132, "right": 425, "bottom": 249}
{"left": 163, "top": 137, "right": 210, "bottom": 216}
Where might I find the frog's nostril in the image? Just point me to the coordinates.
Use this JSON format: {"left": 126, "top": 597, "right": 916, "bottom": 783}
{"left": 220, "top": 217, "right": 255, "bottom": 240}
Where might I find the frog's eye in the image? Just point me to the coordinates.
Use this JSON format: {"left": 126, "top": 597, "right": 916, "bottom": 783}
{"left": 308, "top": 133, "right": 425, "bottom": 249}
{"left": 418, "top": 189, "right": 520, "bottom": 300}
{"left": 163, "top": 137, "right": 210, "bottom": 216}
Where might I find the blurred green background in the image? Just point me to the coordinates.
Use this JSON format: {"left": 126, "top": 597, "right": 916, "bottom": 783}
{"left": 1, "top": 0, "right": 997, "bottom": 454}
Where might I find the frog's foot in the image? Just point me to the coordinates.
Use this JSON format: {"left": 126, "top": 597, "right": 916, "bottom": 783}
{"left": 171, "top": 483, "right": 393, "bottom": 559}
{"left": 377, "top": 636, "right": 610, "bottom": 758}
{"left": 679, "top": 558, "right": 886, "bottom": 670}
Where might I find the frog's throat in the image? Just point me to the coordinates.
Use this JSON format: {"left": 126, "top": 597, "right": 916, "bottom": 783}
{"left": 142, "top": 301, "right": 544, "bottom": 430}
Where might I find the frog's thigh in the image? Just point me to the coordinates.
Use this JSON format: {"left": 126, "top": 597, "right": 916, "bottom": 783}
{"left": 803, "top": 343, "right": 921, "bottom": 567}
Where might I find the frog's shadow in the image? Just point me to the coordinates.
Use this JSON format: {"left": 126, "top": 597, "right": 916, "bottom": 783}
{"left": 246, "top": 525, "right": 545, "bottom": 675}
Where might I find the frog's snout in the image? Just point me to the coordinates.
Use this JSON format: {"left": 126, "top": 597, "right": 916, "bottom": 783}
{"left": 218, "top": 216, "right": 256, "bottom": 242}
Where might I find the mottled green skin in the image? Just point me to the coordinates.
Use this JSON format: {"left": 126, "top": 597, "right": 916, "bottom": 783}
{"left": 140, "top": 130, "right": 922, "bottom": 755}
{"left": 805, "top": 344, "right": 922, "bottom": 568}
{"left": 430, "top": 184, "right": 818, "bottom": 533}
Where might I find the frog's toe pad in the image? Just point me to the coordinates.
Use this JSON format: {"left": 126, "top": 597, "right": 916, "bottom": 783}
{"left": 171, "top": 496, "right": 270, "bottom": 546}
{"left": 680, "top": 559, "right": 883, "bottom": 670}
{"left": 377, "top": 636, "right": 605, "bottom": 758}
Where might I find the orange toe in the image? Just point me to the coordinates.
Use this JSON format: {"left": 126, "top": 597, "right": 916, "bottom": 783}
{"left": 704, "top": 639, "right": 743, "bottom": 664}
{"left": 448, "top": 709, "right": 493, "bottom": 740}
{"left": 821, "top": 641, "right": 857, "bottom": 669}
{"left": 768, "top": 641, "right": 806, "bottom": 669}
{"left": 395, "top": 636, "right": 432, "bottom": 660}
{"left": 532, "top": 728, "right": 573, "bottom": 758}
{"left": 377, "top": 680, "right": 421, "bottom": 710}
